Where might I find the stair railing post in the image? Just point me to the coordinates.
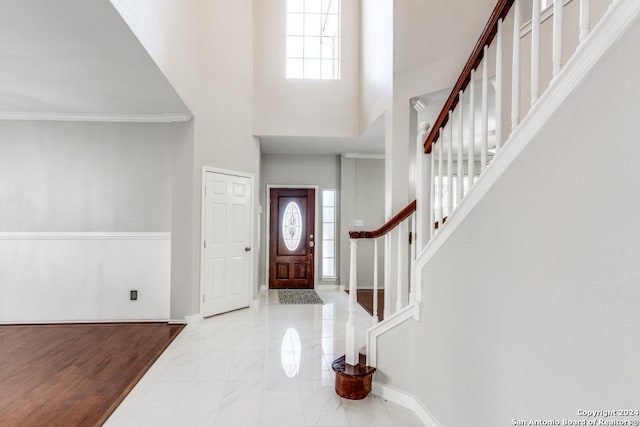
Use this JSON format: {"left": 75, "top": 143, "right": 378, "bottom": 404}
{"left": 372, "top": 238, "right": 379, "bottom": 325}
{"left": 383, "top": 234, "right": 391, "bottom": 319}
{"left": 416, "top": 121, "right": 431, "bottom": 251}
{"left": 396, "top": 222, "right": 405, "bottom": 312}
{"left": 346, "top": 238, "right": 358, "bottom": 366}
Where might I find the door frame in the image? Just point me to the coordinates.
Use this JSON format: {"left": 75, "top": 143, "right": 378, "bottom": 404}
{"left": 199, "top": 166, "right": 256, "bottom": 316}
{"left": 265, "top": 184, "right": 319, "bottom": 289}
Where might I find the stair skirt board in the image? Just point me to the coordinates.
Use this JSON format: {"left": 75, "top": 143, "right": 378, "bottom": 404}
{"left": 372, "top": 382, "right": 442, "bottom": 427}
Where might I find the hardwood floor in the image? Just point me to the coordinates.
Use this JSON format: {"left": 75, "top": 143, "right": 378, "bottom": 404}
{"left": 0, "top": 323, "right": 183, "bottom": 427}
{"left": 346, "top": 289, "right": 385, "bottom": 321}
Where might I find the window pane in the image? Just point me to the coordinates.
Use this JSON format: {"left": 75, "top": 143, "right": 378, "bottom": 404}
{"left": 322, "top": 14, "right": 339, "bottom": 37}
{"left": 286, "top": 59, "right": 304, "bottom": 79}
{"left": 321, "top": 37, "right": 335, "bottom": 58}
{"left": 322, "top": 0, "right": 339, "bottom": 14}
{"left": 322, "top": 258, "right": 335, "bottom": 277}
{"left": 287, "top": 13, "right": 304, "bottom": 36}
{"left": 322, "top": 206, "right": 334, "bottom": 221}
{"left": 288, "top": 0, "right": 304, "bottom": 13}
{"left": 305, "top": 14, "right": 322, "bottom": 36}
{"left": 322, "top": 224, "right": 335, "bottom": 240}
{"left": 287, "top": 36, "right": 304, "bottom": 58}
{"left": 322, "top": 190, "right": 335, "bottom": 206}
{"left": 321, "top": 59, "right": 335, "bottom": 79}
{"left": 322, "top": 241, "right": 334, "bottom": 258}
{"left": 304, "top": 36, "right": 321, "bottom": 58}
{"left": 304, "top": 59, "right": 321, "bottom": 79}
{"left": 305, "top": 0, "right": 322, "bottom": 13}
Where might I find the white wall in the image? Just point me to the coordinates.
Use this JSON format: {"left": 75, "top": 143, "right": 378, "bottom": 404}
{"left": 111, "top": 0, "right": 261, "bottom": 320}
{"left": 360, "top": 0, "right": 393, "bottom": 133}
{"left": 0, "top": 120, "right": 178, "bottom": 322}
{"left": 377, "top": 13, "right": 640, "bottom": 425}
{"left": 0, "top": 121, "right": 174, "bottom": 232}
{"left": 253, "top": 0, "right": 359, "bottom": 137}
{"left": 339, "top": 157, "right": 385, "bottom": 289}
{"left": 260, "top": 153, "right": 340, "bottom": 286}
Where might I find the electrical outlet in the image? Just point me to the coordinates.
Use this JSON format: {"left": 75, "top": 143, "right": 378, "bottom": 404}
{"left": 130, "top": 290, "right": 138, "bottom": 301}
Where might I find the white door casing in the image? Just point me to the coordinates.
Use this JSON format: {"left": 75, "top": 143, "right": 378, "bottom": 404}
{"left": 201, "top": 169, "right": 253, "bottom": 317}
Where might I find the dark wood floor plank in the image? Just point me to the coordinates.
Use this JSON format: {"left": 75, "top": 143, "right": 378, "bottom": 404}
{"left": 0, "top": 323, "right": 183, "bottom": 427}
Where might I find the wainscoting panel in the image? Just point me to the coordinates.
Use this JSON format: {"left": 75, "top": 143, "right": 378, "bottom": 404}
{"left": 0, "top": 233, "right": 171, "bottom": 323}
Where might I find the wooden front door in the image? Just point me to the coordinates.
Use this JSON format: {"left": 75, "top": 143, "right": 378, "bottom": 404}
{"left": 269, "top": 188, "right": 315, "bottom": 289}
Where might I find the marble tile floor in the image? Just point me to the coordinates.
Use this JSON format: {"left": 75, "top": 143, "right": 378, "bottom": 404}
{"left": 105, "top": 289, "right": 423, "bottom": 427}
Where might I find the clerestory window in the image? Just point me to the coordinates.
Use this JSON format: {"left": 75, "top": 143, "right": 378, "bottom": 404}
{"left": 286, "top": 0, "right": 341, "bottom": 80}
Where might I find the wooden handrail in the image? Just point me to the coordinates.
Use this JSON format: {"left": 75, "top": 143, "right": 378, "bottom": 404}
{"left": 423, "top": 0, "right": 515, "bottom": 154}
{"left": 349, "top": 200, "right": 417, "bottom": 239}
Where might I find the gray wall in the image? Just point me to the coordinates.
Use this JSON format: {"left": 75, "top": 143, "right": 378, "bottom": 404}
{"left": 259, "top": 153, "right": 340, "bottom": 286}
{"left": 0, "top": 121, "right": 176, "bottom": 232}
{"left": 340, "top": 157, "right": 385, "bottom": 289}
{"left": 377, "top": 15, "right": 640, "bottom": 426}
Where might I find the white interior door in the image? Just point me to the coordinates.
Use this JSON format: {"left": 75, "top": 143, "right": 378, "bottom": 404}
{"left": 202, "top": 171, "right": 252, "bottom": 317}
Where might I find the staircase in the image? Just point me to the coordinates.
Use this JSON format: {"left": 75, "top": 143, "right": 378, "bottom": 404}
{"left": 332, "top": 0, "right": 639, "bottom": 411}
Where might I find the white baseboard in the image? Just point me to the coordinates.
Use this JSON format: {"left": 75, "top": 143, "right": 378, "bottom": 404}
{"left": 260, "top": 284, "right": 267, "bottom": 291}
{"left": 372, "top": 382, "right": 442, "bottom": 427}
{"left": 339, "top": 284, "right": 346, "bottom": 291}
{"left": 184, "top": 313, "right": 203, "bottom": 324}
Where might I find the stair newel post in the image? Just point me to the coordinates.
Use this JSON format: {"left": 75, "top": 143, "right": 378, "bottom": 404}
{"left": 372, "top": 238, "right": 379, "bottom": 325}
{"left": 346, "top": 238, "right": 358, "bottom": 366}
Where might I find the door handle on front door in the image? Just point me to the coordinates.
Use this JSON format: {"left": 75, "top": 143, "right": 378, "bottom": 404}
{"left": 245, "top": 247, "right": 251, "bottom": 252}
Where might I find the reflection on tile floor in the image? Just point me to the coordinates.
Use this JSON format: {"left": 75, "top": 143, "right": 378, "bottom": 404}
{"left": 105, "top": 289, "right": 423, "bottom": 427}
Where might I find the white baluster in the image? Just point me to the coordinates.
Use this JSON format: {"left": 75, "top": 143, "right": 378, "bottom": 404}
{"left": 495, "top": 18, "right": 503, "bottom": 150}
{"left": 384, "top": 234, "right": 391, "bottom": 319}
{"left": 409, "top": 213, "right": 416, "bottom": 305}
{"left": 416, "top": 121, "right": 431, "bottom": 252}
{"left": 468, "top": 69, "right": 476, "bottom": 186}
{"left": 580, "top": 0, "right": 591, "bottom": 42}
{"left": 446, "top": 113, "right": 453, "bottom": 216}
{"left": 346, "top": 238, "right": 358, "bottom": 366}
{"left": 457, "top": 91, "right": 464, "bottom": 203}
{"left": 481, "top": 47, "right": 489, "bottom": 171}
{"left": 437, "top": 136, "right": 444, "bottom": 226}
{"left": 396, "top": 223, "right": 404, "bottom": 312}
{"left": 553, "top": 0, "right": 564, "bottom": 78}
{"left": 372, "top": 238, "right": 379, "bottom": 325}
{"left": 531, "top": 0, "right": 541, "bottom": 105}
{"left": 512, "top": 0, "right": 521, "bottom": 131}
{"left": 430, "top": 145, "right": 436, "bottom": 238}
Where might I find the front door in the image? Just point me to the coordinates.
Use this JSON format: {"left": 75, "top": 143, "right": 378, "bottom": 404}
{"left": 269, "top": 188, "right": 315, "bottom": 289}
{"left": 202, "top": 171, "right": 252, "bottom": 317}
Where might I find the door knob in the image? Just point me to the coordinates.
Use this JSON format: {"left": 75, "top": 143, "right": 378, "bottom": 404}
{"left": 245, "top": 247, "right": 251, "bottom": 252}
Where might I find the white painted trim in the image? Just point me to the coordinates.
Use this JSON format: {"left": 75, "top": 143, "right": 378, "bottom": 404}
{"left": 372, "top": 382, "right": 443, "bottom": 427}
{"left": 344, "top": 153, "right": 385, "bottom": 160}
{"left": 416, "top": 0, "right": 640, "bottom": 273}
{"left": 0, "top": 112, "right": 192, "bottom": 123}
{"left": 199, "top": 167, "right": 256, "bottom": 315}
{"left": 366, "top": 303, "right": 419, "bottom": 367}
{"left": 265, "top": 184, "right": 320, "bottom": 289}
{"left": 185, "top": 313, "right": 204, "bottom": 324}
{"left": 0, "top": 232, "right": 170, "bottom": 240}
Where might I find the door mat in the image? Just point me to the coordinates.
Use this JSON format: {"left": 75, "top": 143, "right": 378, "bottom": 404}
{"left": 277, "top": 289, "right": 324, "bottom": 305}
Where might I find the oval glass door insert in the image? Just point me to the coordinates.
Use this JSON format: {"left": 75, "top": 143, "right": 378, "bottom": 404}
{"left": 282, "top": 201, "right": 303, "bottom": 251}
